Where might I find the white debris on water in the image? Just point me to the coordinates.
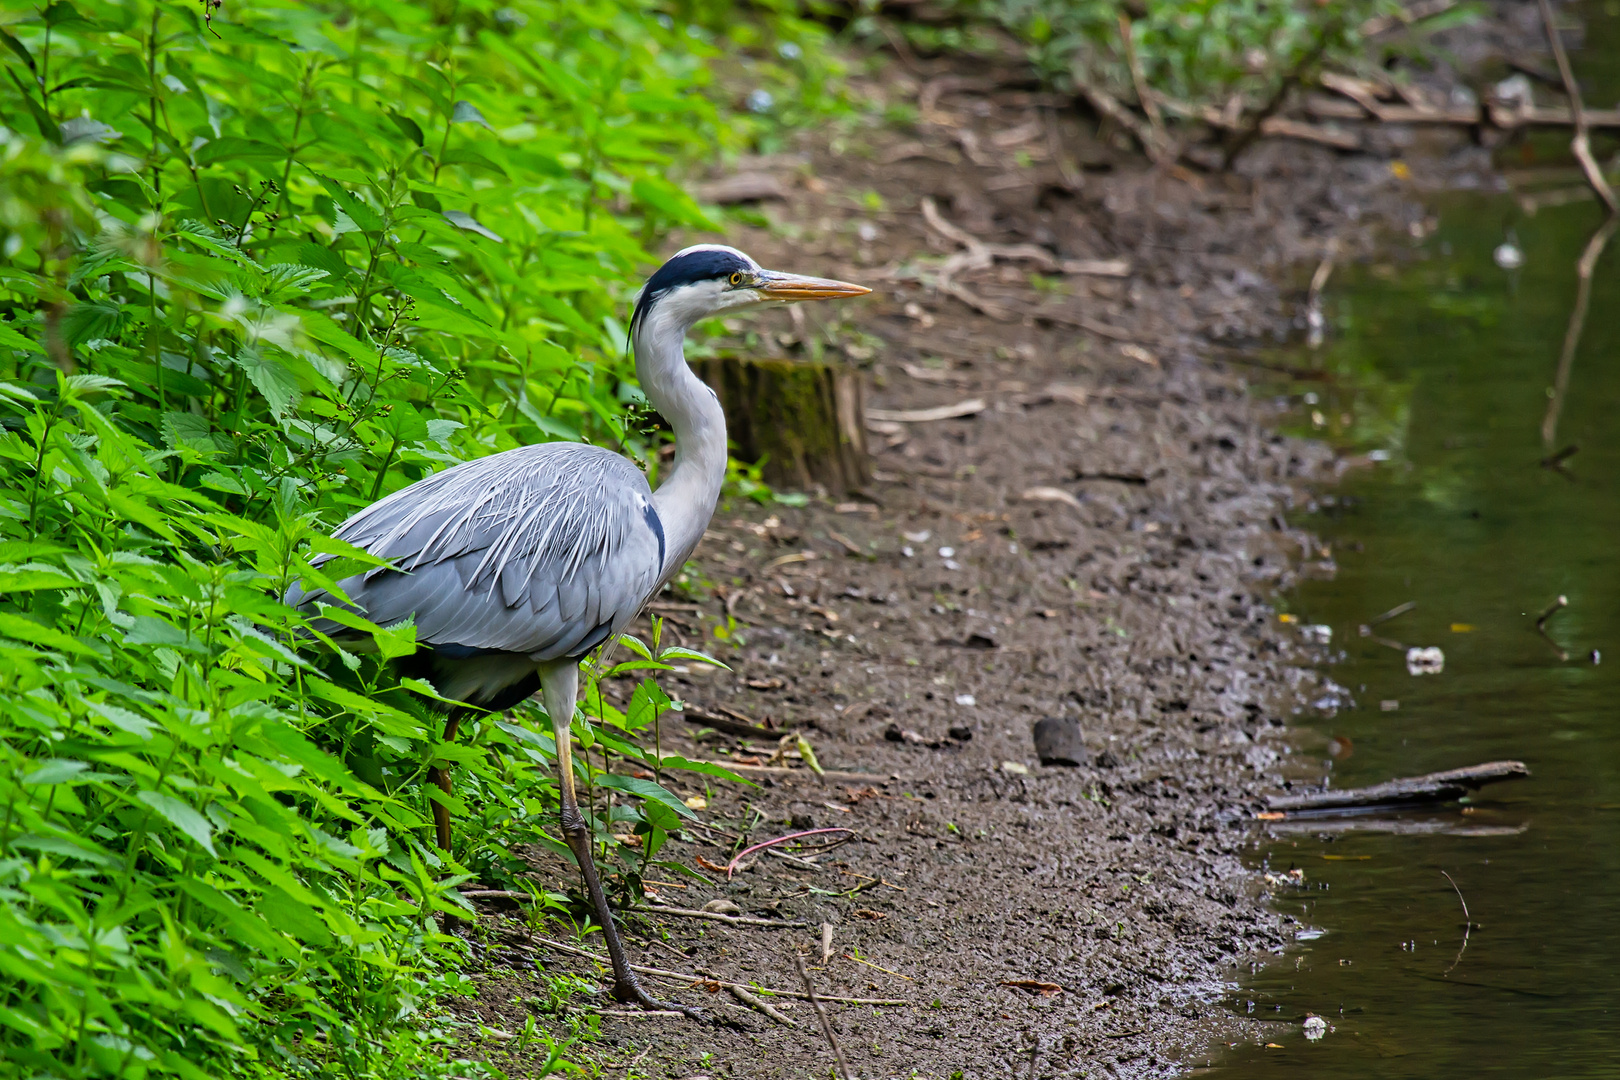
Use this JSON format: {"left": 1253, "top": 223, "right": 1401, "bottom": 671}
{"left": 1301, "top": 623, "right": 1333, "bottom": 645}
{"left": 1304, "top": 1015, "right": 1328, "bottom": 1041}
{"left": 1406, "top": 646, "right": 1445, "bottom": 675}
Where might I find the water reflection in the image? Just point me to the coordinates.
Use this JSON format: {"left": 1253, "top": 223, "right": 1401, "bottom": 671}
{"left": 1209, "top": 64, "right": 1620, "bottom": 1080}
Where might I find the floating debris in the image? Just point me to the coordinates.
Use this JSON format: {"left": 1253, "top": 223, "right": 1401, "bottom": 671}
{"left": 1303, "top": 1015, "right": 1328, "bottom": 1041}
{"left": 1406, "top": 646, "right": 1445, "bottom": 675}
{"left": 1301, "top": 624, "right": 1333, "bottom": 645}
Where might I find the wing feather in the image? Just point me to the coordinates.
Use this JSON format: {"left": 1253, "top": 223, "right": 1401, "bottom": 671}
{"left": 287, "top": 443, "right": 665, "bottom": 660}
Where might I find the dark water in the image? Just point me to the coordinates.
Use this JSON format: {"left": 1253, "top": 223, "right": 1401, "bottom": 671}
{"left": 1208, "top": 12, "right": 1620, "bottom": 1077}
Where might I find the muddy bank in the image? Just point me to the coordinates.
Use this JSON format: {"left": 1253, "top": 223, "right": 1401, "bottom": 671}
{"left": 449, "top": 11, "right": 1556, "bottom": 1078}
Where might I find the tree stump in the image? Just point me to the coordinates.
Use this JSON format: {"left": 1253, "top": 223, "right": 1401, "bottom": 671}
{"left": 696, "top": 355, "right": 869, "bottom": 496}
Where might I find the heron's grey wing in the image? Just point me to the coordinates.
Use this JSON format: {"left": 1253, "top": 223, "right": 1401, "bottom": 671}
{"left": 286, "top": 443, "right": 666, "bottom": 660}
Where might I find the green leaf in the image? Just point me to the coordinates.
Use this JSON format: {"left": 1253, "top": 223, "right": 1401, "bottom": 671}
{"left": 442, "top": 210, "right": 503, "bottom": 243}
{"left": 655, "top": 755, "right": 752, "bottom": 785}
{"left": 594, "top": 774, "right": 696, "bottom": 819}
{"left": 0, "top": 320, "right": 43, "bottom": 354}
{"left": 658, "top": 646, "right": 731, "bottom": 670}
{"left": 236, "top": 350, "right": 300, "bottom": 419}
{"left": 387, "top": 110, "right": 425, "bottom": 146}
{"left": 136, "top": 791, "right": 218, "bottom": 856}
{"left": 0, "top": 612, "right": 95, "bottom": 655}
{"left": 451, "top": 99, "right": 492, "bottom": 128}
{"left": 22, "top": 759, "right": 90, "bottom": 785}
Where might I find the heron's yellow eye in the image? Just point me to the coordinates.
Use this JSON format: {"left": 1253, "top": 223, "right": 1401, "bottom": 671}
{"left": 729, "top": 271, "right": 744, "bottom": 287}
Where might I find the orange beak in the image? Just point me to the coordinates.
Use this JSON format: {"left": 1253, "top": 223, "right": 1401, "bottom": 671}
{"left": 753, "top": 270, "right": 872, "bottom": 301}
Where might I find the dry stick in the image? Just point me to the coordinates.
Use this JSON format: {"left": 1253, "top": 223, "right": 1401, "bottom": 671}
{"left": 1305, "top": 240, "right": 1339, "bottom": 349}
{"left": 531, "top": 934, "right": 903, "bottom": 1007}
{"left": 1440, "top": 870, "right": 1472, "bottom": 975}
{"left": 1118, "top": 14, "right": 1169, "bottom": 165}
{"left": 1223, "top": 30, "right": 1334, "bottom": 170}
{"left": 634, "top": 904, "right": 808, "bottom": 928}
{"left": 1535, "top": 593, "right": 1571, "bottom": 661}
{"left": 1539, "top": 0, "right": 1620, "bottom": 214}
{"left": 795, "top": 954, "right": 853, "bottom": 1080}
{"left": 821, "top": 922, "right": 835, "bottom": 964}
{"left": 1540, "top": 216, "right": 1618, "bottom": 452}
{"left": 725, "top": 983, "right": 798, "bottom": 1027}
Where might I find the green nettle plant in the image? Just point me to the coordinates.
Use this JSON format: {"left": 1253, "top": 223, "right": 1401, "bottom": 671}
{"left": 0, "top": 1, "right": 757, "bottom": 1076}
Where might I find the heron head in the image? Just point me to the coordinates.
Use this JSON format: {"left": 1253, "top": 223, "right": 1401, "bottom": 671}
{"left": 631, "top": 244, "right": 870, "bottom": 334}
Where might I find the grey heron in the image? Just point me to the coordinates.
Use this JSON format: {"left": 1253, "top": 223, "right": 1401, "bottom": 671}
{"left": 286, "top": 244, "right": 868, "bottom": 1014}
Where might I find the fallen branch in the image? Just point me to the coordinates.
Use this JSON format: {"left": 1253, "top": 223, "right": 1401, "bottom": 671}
{"left": 1263, "top": 760, "right": 1529, "bottom": 815}
{"left": 727, "top": 982, "right": 798, "bottom": 1026}
{"left": 681, "top": 706, "right": 779, "bottom": 740}
{"left": 636, "top": 904, "right": 808, "bottom": 928}
{"left": 1539, "top": 0, "right": 1619, "bottom": 213}
{"left": 1541, "top": 213, "right": 1619, "bottom": 455}
{"left": 1257, "top": 116, "right": 1361, "bottom": 151}
{"left": 866, "top": 399, "right": 986, "bottom": 423}
{"left": 796, "top": 954, "right": 853, "bottom": 1080}
{"left": 530, "top": 934, "right": 905, "bottom": 1007}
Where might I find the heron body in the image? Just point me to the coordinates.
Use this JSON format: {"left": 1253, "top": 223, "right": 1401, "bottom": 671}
{"left": 287, "top": 244, "right": 867, "bottom": 1015}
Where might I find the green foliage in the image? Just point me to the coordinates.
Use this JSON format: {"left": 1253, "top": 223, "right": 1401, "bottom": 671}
{"left": 0, "top": 2, "right": 773, "bottom": 1077}
{"left": 932, "top": 0, "right": 1401, "bottom": 116}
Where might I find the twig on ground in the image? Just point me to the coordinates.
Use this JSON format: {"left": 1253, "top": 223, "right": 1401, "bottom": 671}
{"left": 1440, "top": 869, "right": 1472, "bottom": 975}
{"left": 724, "top": 828, "right": 854, "bottom": 880}
{"left": 796, "top": 954, "right": 853, "bottom": 1080}
{"left": 1538, "top": 0, "right": 1619, "bottom": 213}
{"left": 821, "top": 922, "right": 835, "bottom": 963}
{"left": 636, "top": 903, "right": 808, "bottom": 928}
{"left": 843, "top": 952, "right": 913, "bottom": 980}
{"left": 1074, "top": 73, "right": 1176, "bottom": 167}
{"left": 531, "top": 934, "right": 903, "bottom": 1008}
{"left": 726, "top": 982, "right": 798, "bottom": 1026}
{"left": 459, "top": 889, "right": 537, "bottom": 901}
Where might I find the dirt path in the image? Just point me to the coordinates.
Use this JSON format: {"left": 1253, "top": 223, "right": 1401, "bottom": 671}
{"left": 452, "top": 42, "right": 1505, "bottom": 1080}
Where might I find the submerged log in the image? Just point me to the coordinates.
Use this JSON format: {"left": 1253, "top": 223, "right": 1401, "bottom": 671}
{"left": 696, "top": 356, "right": 869, "bottom": 496}
{"left": 1263, "top": 760, "right": 1529, "bottom": 816}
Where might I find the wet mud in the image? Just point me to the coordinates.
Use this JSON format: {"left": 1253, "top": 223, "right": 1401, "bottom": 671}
{"left": 450, "top": 17, "right": 1538, "bottom": 1078}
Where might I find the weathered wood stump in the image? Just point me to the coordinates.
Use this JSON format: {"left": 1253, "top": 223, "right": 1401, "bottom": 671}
{"left": 696, "top": 355, "right": 869, "bottom": 495}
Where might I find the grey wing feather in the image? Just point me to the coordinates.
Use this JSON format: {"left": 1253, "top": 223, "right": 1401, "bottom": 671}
{"left": 286, "top": 443, "right": 666, "bottom": 660}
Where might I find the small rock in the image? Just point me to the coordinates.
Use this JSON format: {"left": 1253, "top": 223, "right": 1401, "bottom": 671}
{"left": 1001, "top": 761, "right": 1030, "bottom": 775}
{"left": 1032, "top": 717, "right": 1089, "bottom": 767}
{"left": 1303, "top": 1015, "right": 1328, "bottom": 1041}
{"left": 701, "top": 899, "right": 742, "bottom": 916}
{"left": 790, "top": 812, "right": 816, "bottom": 830}
{"left": 947, "top": 725, "right": 973, "bottom": 742}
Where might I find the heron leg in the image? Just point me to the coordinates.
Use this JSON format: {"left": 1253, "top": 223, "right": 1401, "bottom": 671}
{"left": 429, "top": 708, "right": 468, "bottom": 850}
{"left": 541, "top": 661, "right": 702, "bottom": 1020}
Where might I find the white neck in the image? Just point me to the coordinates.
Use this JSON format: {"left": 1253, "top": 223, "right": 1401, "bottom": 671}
{"left": 633, "top": 303, "right": 727, "bottom": 580}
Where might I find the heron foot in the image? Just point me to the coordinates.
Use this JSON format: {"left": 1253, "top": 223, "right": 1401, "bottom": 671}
{"left": 612, "top": 973, "right": 705, "bottom": 1021}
